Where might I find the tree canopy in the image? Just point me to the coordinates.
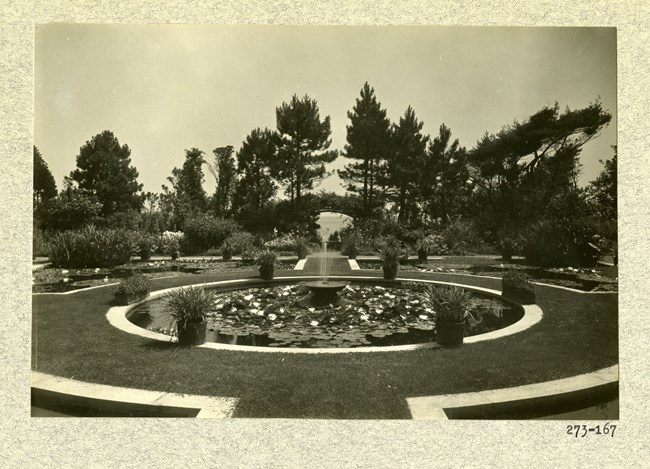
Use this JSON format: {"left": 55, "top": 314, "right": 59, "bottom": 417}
{"left": 33, "top": 146, "right": 57, "bottom": 205}
{"left": 275, "top": 94, "right": 338, "bottom": 204}
{"left": 338, "top": 82, "right": 391, "bottom": 217}
{"left": 68, "top": 131, "right": 143, "bottom": 215}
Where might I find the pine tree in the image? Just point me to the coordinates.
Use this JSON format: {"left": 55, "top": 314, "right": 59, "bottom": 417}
{"left": 338, "top": 82, "right": 391, "bottom": 217}
{"left": 422, "top": 124, "right": 470, "bottom": 223}
{"left": 33, "top": 146, "right": 57, "bottom": 205}
{"left": 69, "top": 131, "right": 143, "bottom": 215}
{"left": 210, "top": 146, "right": 237, "bottom": 216}
{"left": 385, "top": 106, "right": 429, "bottom": 225}
{"left": 275, "top": 94, "right": 338, "bottom": 205}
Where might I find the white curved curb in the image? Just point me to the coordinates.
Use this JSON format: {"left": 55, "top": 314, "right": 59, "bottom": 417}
{"left": 31, "top": 371, "right": 238, "bottom": 418}
{"left": 106, "top": 276, "right": 542, "bottom": 354}
{"left": 407, "top": 365, "right": 618, "bottom": 420}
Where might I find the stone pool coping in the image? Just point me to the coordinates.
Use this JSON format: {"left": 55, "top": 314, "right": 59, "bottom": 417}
{"left": 31, "top": 371, "right": 238, "bottom": 418}
{"left": 31, "top": 365, "right": 617, "bottom": 419}
{"left": 105, "top": 275, "right": 543, "bottom": 354}
{"left": 407, "top": 364, "right": 618, "bottom": 420}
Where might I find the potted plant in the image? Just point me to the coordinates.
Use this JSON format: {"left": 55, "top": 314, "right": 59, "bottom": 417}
{"left": 256, "top": 250, "right": 278, "bottom": 281}
{"left": 427, "top": 285, "right": 472, "bottom": 347}
{"left": 378, "top": 239, "right": 402, "bottom": 280}
{"left": 292, "top": 236, "right": 311, "bottom": 260}
{"left": 221, "top": 240, "right": 233, "bottom": 261}
{"left": 169, "top": 238, "right": 180, "bottom": 261}
{"left": 164, "top": 286, "right": 215, "bottom": 346}
{"left": 499, "top": 238, "right": 516, "bottom": 262}
{"left": 114, "top": 274, "right": 152, "bottom": 305}
{"left": 138, "top": 234, "right": 155, "bottom": 261}
{"left": 416, "top": 239, "right": 429, "bottom": 262}
{"left": 341, "top": 232, "right": 359, "bottom": 259}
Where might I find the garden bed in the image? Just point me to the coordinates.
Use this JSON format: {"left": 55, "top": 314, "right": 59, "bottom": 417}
{"left": 32, "top": 259, "right": 297, "bottom": 293}
{"left": 356, "top": 257, "right": 618, "bottom": 292}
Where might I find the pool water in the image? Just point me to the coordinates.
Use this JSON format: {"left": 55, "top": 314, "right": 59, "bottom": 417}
{"left": 128, "top": 283, "right": 522, "bottom": 348}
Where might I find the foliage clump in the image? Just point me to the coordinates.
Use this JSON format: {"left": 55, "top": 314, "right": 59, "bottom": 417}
{"left": 502, "top": 270, "right": 536, "bottom": 304}
{"left": 115, "top": 274, "right": 152, "bottom": 296}
{"left": 47, "top": 226, "right": 136, "bottom": 268}
{"left": 165, "top": 286, "right": 215, "bottom": 330}
{"left": 426, "top": 285, "right": 472, "bottom": 323}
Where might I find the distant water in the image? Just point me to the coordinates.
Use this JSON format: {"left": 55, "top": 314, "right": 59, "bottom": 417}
{"left": 317, "top": 212, "right": 353, "bottom": 240}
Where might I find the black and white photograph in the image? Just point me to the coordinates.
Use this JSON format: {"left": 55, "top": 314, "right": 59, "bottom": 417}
{"left": 30, "top": 25, "right": 618, "bottom": 423}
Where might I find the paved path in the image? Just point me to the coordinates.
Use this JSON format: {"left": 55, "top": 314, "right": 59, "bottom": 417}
{"left": 301, "top": 251, "right": 351, "bottom": 276}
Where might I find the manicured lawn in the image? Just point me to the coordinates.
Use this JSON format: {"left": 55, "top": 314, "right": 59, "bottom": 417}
{"left": 32, "top": 270, "right": 618, "bottom": 419}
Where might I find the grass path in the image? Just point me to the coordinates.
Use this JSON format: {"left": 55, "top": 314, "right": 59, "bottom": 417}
{"left": 32, "top": 270, "right": 618, "bottom": 418}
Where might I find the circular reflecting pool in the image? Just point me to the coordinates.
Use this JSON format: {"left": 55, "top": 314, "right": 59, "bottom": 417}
{"left": 127, "top": 281, "right": 522, "bottom": 348}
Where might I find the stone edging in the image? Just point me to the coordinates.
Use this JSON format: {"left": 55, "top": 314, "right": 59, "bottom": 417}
{"left": 105, "top": 276, "right": 542, "bottom": 354}
{"left": 406, "top": 365, "right": 618, "bottom": 420}
{"left": 31, "top": 371, "right": 238, "bottom": 418}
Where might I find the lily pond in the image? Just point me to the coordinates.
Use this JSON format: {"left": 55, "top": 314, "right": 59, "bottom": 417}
{"left": 128, "top": 282, "right": 522, "bottom": 348}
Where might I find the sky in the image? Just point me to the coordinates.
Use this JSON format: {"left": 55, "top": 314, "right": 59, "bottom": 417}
{"left": 35, "top": 25, "right": 616, "bottom": 196}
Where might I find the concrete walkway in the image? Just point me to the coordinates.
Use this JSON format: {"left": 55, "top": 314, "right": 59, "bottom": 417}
{"left": 301, "top": 251, "right": 351, "bottom": 276}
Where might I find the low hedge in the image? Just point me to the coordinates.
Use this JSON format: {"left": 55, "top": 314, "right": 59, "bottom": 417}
{"left": 502, "top": 270, "right": 536, "bottom": 304}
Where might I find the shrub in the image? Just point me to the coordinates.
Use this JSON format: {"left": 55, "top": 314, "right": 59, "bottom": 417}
{"left": 416, "top": 233, "right": 448, "bottom": 259}
{"left": 182, "top": 215, "right": 241, "bottom": 254}
{"left": 441, "top": 217, "right": 480, "bottom": 255}
{"left": 263, "top": 233, "right": 296, "bottom": 252}
{"left": 292, "top": 236, "right": 312, "bottom": 259}
{"left": 498, "top": 237, "right": 518, "bottom": 261}
{"left": 47, "top": 226, "right": 136, "bottom": 268}
{"left": 138, "top": 233, "right": 157, "bottom": 260}
{"left": 115, "top": 274, "right": 152, "bottom": 296}
{"left": 223, "top": 231, "right": 255, "bottom": 254}
{"left": 341, "top": 232, "right": 360, "bottom": 259}
{"left": 241, "top": 248, "right": 258, "bottom": 265}
{"left": 502, "top": 270, "right": 536, "bottom": 304}
{"left": 164, "top": 286, "right": 215, "bottom": 330}
{"left": 38, "top": 190, "right": 102, "bottom": 231}
{"left": 159, "top": 231, "right": 183, "bottom": 254}
{"left": 426, "top": 285, "right": 472, "bottom": 323}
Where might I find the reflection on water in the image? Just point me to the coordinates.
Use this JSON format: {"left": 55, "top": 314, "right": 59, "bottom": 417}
{"left": 127, "top": 283, "right": 520, "bottom": 349}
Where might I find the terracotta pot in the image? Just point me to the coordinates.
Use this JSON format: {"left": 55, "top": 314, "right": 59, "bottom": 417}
{"left": 417, "top": 249, "right": 428, "bottom": 262}
{"left": 222, "top": 250, "right": 232, "bottom": 261}
{"left": 259, "top": 264, "right": 274, "bottom": 281}
{"left": 177, "top": 321, "right": 207, "bottom": 346}
{"left": 171, "top": 251, "right": 180, "bottom": 261}
{"left": 436, "top": 321, "right": 464, "bottom": 347}
{"left": 383, "top": 264, "right": 398, "bottom": 280}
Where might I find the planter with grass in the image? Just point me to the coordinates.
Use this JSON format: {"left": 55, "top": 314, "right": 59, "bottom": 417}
{"left": 221, "top": 241, "right": 233, "bottom": 261}
{"left": 427, "top": 285, "right": 472, "bottom": 347}
{"left": 293, "top": 236, "right": 311, "bottom": 260}
{"left": 256, "top": 250, "right": 277, "bottom": 281}
{"left": 379, "top": 239, "right": 402, "bottom": 281}
{"left": 502, "top": 270, "right": 536, "bottom": 304}
{"left": 164, "top": 286, "right": 215, "bottom": 346}
{"left": 114, "top": 274, "right": 152, "bottom": 305}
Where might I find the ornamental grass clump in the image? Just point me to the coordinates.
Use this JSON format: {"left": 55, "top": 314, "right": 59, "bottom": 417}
{"left": 502, "top": 270, "right": 536, "bottom": 304}
{"left": 47, "top": 225, "right": 136, "bottom": 268}
{"left": 164, "top": 286, "right": 216, "bottom": 331}
{"left": 256, "top": 250, "right": 278, "bottom": 280}
{"left": 426, "top": 285, "right": 472, "bottom": 324}
{"left": 292, "top": 236, "right": 312, "bottom": 260}
{"left": 378, "top": 238, "right": 403, "bottom": 280}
